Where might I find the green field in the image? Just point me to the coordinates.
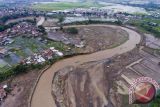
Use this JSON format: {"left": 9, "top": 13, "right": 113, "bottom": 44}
{"left": 31, "top": 2, "right": 104, "bottom": 11}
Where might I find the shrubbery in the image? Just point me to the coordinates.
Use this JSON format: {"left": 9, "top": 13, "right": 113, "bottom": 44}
{"left": 38, "top": 25, "right": 46, "bottom": 34}
{"left": 0, "top": 64, "right": 43, "bottom": 82}
{"left": 12, "top": 64, "right": 28, "bottom": 75}
{"left": 66, "top": 27, "right": 78, "bottom": 34}
{"left": 58, "top": 15, "right": 65, "bottom": 23}
{"left": 0, "top": 70, "right": 13, "bottom": 82}
{"left": 0, "top": 22, "right": 18, "bottom": 32}
{"left": 128, "top": 21, "right": 160, "bottom": 38}
{"left": 140, "top": 24, "right": 160, "bottom": 38}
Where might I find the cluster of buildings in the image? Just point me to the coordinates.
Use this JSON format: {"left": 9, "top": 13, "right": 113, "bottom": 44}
{"left": 48, "top": 8, "right": 114, "bottom": 18}
{"left": 0, "top": 7, "right": 42, "bottom": 19}
{"left": 47, "top": 7, "right": 143, "bottom": 23}
{"left": 0, "top": 22, "right": 42, "bottom": 46}
{"left": 23, "top": 47, "right": 63, "bottom": 64}
{"left": 7, "top": 22, "right": 42, "bottom": 37}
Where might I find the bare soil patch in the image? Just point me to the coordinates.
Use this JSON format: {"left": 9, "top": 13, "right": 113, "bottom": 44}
{"left": 52, "top": 48, "right": 142, "bottom": 107}
{"left": 0, "top": 70, "right": 40, "bottom": 107}
{"left": 48, "top": 26, "right": 129, "bottom": 53}
{"left": 42, "top": 18, "right": 59, "bottom": 27}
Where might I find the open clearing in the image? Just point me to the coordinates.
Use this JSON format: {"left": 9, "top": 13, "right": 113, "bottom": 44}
{"left": 48, "top": 25, "right": 129, "bottom": 53}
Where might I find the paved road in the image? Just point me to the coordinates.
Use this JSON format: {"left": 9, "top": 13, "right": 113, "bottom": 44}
{"left": 31, "top": 25, "right": 141, "bottom": 107}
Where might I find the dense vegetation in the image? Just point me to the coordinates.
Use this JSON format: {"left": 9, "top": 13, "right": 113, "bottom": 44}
{"left": 66, "top": 27, "right": 78, "bottom": 34}
{"left": 58, "top": 15, "right": 65, "bottom": 23}
{"left": 0, "top": 22, "right": 18, "bottom": 32}
{"left": 38, "top": 25, "right": 46, "bottom": 34}
{"left": 127, "top": 18, "right": 160, "bottom": 38}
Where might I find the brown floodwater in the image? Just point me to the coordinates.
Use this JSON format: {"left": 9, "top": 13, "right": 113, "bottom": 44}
{"left": 31, "top": 25, "right": 141, "bottom": 107}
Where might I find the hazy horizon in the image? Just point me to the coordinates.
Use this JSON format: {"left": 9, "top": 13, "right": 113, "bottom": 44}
{"left": 1, "top": 0, "right": 160, "bottom": 4}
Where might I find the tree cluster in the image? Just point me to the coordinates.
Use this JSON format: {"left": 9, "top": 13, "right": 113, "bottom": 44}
{"left": 66, "top": 27, "right": 78, "bottom": 34}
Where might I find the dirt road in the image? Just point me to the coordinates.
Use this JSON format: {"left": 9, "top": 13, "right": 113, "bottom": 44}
{"left": 37, "top": 17, "right": 45, "bottom": 26}
{"left": 31, "top": 25, "right": 141, "bottom": 107}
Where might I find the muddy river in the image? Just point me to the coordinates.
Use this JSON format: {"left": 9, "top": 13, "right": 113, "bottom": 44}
{"left": 31, "top": 25, "right": 141, "bottom": 107}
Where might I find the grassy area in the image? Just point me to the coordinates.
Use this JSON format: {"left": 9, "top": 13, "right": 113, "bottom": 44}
{"left": 143, "top": 18, "right": 160, "bottom": 24}
{"left": 0, "top": 59, "right": 10, "bottom": 72}
{"left": 46, "top": 41, "right": 67, "bottom": 51}
{"left": 31, "top": 2, "right": 104, "bottom": 11}
{"left": 0, "top": 65, "right": 11, "bottom": 73}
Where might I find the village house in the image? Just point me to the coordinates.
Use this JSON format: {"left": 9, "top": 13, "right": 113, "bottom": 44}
{"left": 0, "top": 47, "right": 8, "bottom": 58}
{"left": 23, "top": 47, "right": 64, "bottom": 65}
{"left": 42, "top": 49, "right": 54, "bottom": 60}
